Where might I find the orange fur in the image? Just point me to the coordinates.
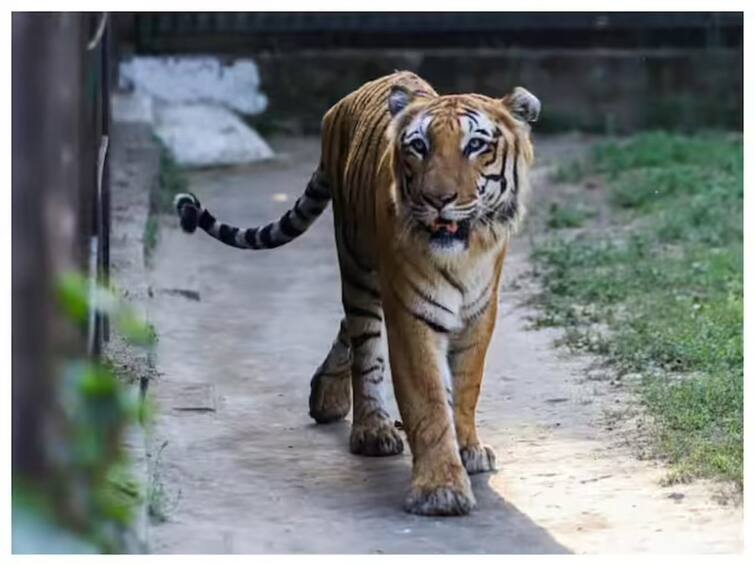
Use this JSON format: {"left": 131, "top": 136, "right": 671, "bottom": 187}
{"left": 315, "top": 71, "right": 539, "bottom": 515}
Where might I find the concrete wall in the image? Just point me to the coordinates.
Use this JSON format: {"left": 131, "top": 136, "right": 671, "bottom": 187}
{"left": 251, "top": 48, "right": 742, "bottom": 135}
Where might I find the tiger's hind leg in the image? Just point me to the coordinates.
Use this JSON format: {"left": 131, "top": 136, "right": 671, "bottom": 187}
{"left": 309, "top": 319, "right": 352, "bottom": 424}
{"left": 339, "top": 239, "right": 403, "bottom": 456}
{"left": 345, "top": 303, "right": 404, "bottom": 457}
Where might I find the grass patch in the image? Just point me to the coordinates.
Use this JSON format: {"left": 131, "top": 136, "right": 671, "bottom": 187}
{"left": 143, "top": 215, "right": 159, "bottom": 264}
{"left": 546, "top": 202, "right": 595, "bottom": 229}
{"left": 155, "top": 145, "right": 189, "bottom": 214}
{"left": 532, "top": 132, "right": 743, "bottom": 487}
{"left": 551, "top": 159, "right": 589, "bottom": 184}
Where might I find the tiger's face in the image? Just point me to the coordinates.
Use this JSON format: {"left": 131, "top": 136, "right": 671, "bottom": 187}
{"left": 387, "top": 87, "right": 540, "bottom": 256}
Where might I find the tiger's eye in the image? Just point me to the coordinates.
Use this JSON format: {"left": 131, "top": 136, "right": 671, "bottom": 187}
{"left": 467, "top": 138, "right": 487, "bottom": 153}
{"left": 410, "top": 139, "right": 428, "bottom": 156}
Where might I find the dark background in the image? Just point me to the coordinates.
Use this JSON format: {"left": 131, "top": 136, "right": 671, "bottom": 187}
{"left": 114, "top": 12, "right": 744, "bottom": 134}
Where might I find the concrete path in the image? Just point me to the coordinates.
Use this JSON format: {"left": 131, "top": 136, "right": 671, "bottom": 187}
{"left": 147, "top": 137, "right": 741, "bottom": 553}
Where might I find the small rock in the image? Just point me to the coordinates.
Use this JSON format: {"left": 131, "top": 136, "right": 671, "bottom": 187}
{"left": 119, "top": 56, "right": 268, "bottom": 115}
{"left": 154, "top": 104, "right": 274, "bottom": 168}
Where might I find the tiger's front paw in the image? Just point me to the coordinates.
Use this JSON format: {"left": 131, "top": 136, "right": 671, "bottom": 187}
{"left": 350, "top": 420, "right": 404, "bottom": 457}
{"left": 460, "top": 443, "right": 497, "bottom": 475}
{"left": 404, "top": 475, "right": 476, "bottom": 516}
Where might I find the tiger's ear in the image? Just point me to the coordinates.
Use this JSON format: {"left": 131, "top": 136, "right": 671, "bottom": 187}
{"left": 502, "top": 87, "right": 541, "bottom": 123}
{"left": 388, "top": 85, "right": 413, "bottom": 117}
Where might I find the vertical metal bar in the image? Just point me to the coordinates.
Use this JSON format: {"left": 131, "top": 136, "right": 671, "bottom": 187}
{"left": 12, "top": 12, "right": 85, "bottom": 479}
{"left": 101, "top": 19, "right": 112, "bottom": 342}
{"left": 84, "top": 12, "right": 102, "bottom": 359}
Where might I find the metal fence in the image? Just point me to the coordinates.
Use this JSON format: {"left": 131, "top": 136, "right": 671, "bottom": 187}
{"left": 130, "top": 12, "right": 743, "bottom": 53}
{"left": 12, "top": 12, "right": 112, "bottom": 363}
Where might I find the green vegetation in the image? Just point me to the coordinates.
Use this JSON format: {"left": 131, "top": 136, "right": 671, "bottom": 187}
{"left": 146, "top": 440, "right": 178, "bottom": 524}
{"left": 14, "top": 273, "right": 155, "bottom": 553}
{"left": 144, "top": 144, "right": 189, "bottom": 262}
{"left": 545, "top": 202, "right": 595, "bottom": 229}
{"left": 155, "top": 145, "right": 188, "bottom": 213}
{"left": 551, "top": 159, "right": 589, "bottom": 184}
{"left": 532, "top": 132, "right": 743, "bottom": 487}
{"left": 143, "top": 215, "right": 159, "bottom": 263}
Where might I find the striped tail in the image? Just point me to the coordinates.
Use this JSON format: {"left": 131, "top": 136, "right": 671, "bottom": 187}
{"left": 174, "top": 169, "right": 331, "bottom": 250}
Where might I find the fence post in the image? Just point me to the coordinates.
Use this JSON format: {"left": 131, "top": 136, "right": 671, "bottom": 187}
{"left": 11, "top": 12, "right": 85, "bottom": 483}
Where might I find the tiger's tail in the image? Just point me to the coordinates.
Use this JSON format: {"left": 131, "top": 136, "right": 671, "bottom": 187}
{"left": 174, "top": 169, "right": 331, "bottom": 250}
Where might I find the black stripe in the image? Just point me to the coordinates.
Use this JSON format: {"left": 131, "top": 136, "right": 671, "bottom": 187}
{"left": 448, "top": 341, "right": 479, "bottom": 357}
{"left": 480, "top": 142, "right": 498, "bottom": 167}
{"left": 404, "top": 275, "right": 455, "bottom": 315}
{"left": 343, "top": 273, "right": 381, "bottom": 300}
{"left": 360, "top": 363, "right": 383, "bottom": 376}
{"left": 446, "top": 385, "right": 455, "bottom": 410}
{"left": 363, "top": 374, "right": 384, "bottom": 385}
{"left": 314, "top": 369, "right": 350, "bottom": 379}
{"left": 498, "top": 198, "right": 519, "bottom": 223}
{"left": 513, "top": 137, "right": 519, "bottom": 194}
{"left": 361, "top": 406, "right": 390, "bottom": 422}
{"left": 465, "top": 295, "right": 493, "bottom": 321}
{"left": 293, "top": 198, "right": 312, "bottom": 222}
{"left": 259, "top": 224, "right": 274, "bottom": 248}
{"left": 438, "top": 267, "right": 465, "bottom": 295}
{"left": 218, "top": 224, "right": 240, "bottom": 247}
{"left": 198, "top": 210, "right": 215, "bottom": 231}
{"left": 460, "top": 109, "right": 479, "bottom": 126}
{"left": 304, "top": 181, "right": 330, "bottom": 202}
{"left": 391, "top": 284, "right": 451, "bottom": 334}
{"left": 337, "top": 333, "right": 350, "bottom": 349}
{"left": 463, "top": 277, "right": 494, "bottom": 312}
{"left": 326, "top": 102, "right": 346, "bottom": 135}
{"left": 360, "top": 393, "right": 382, "bottom": 405}
{"left": 357, "top": 112, "right": 391, "bottom": 188}
{"left": 351, "top": 332, "right": 381, "bottom": 349}
{"left": 302, "top": 195, "right": 329, "bottom": 215}
{"left": 279, "top": 210, "right": 305, "bottom": 239}
{"left": 360, "top": 356, "right": 384, "bottom": 376}
{"left": 344, "top": 302, "right": 382, "bottom": 321}
{"left": 244, "top": 228, "right": 259, "bottom": 249}
{"left": 500, "top": 142, "right": 508, "bottom": 192}
{"left": 341, "top": 233, "right": 374, "bottom": 273}
{"left": 427, "top": 423, "right": 451, "bottom": 447}
{"left": 410, "top": 311, "right": 450, "bottom": 333}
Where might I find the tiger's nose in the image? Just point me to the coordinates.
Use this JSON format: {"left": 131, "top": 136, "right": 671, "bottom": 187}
{"left": 422, "top": 192, "right": 458, "bottom": 210}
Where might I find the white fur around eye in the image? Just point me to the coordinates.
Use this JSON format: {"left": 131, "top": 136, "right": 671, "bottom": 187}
{"left": 459, "top": 111, "right": 497, "bottom": 153}
{"left": 402, "top": 113, "right": 432, "bottom": 157}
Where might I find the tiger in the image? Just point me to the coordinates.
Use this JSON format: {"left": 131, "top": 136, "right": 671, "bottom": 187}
{"left": 174, "top": 71, "right": 540, "bottom": 516}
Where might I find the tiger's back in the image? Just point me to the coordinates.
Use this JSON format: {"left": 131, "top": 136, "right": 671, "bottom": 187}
{"left": 320, "top": 72, "right": 438, "bottom": 268}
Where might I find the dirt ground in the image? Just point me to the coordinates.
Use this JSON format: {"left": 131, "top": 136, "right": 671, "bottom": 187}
{"left": 145, "top": 136, "right": 742, "bottom": 553}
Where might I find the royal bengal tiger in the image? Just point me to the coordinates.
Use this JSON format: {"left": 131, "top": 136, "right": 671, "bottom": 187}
{"left": 174, "top": 71, "right": 540, "bottom": 516}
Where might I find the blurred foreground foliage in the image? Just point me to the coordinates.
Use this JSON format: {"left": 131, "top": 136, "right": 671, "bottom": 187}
{"left": 13, "top": 272, "right": 154, "bottom": 553}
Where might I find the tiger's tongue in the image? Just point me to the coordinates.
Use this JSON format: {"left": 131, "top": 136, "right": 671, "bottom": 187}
{"left": 432, "top": 219, "right": 458, "bottom": 234}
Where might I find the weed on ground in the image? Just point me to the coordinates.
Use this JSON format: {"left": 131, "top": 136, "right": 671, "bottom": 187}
{"left": 532, "top": 132, "right": 743, "bottom": 487}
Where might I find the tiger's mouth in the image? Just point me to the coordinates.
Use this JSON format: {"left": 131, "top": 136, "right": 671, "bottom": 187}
{"left": 426, "top": 218, "right": 471, "bottom": 247}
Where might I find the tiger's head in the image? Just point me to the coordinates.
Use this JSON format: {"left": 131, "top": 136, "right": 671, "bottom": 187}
{"left": 386, "top": 86, "right": 540, "bottom": 256}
